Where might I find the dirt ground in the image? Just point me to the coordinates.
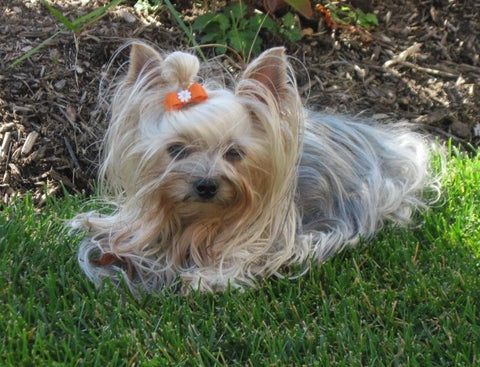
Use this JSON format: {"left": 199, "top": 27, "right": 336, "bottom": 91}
{"left": 1, "top": 0, "right": 479, "bottom": 207}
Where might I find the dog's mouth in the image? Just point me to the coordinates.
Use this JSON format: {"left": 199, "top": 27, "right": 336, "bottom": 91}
{"left": 182, "top": 193, "right": 225, "bottom": 205}
{"left": 177, "top": 194, "right": 230, "bottom": 222}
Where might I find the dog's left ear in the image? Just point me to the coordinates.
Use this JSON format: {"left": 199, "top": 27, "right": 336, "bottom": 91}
{"left": 126, "top": 42, "right": 163, "bottom": 85}
{"left": 236, "top": 47, "right": 289, "bottom": 103}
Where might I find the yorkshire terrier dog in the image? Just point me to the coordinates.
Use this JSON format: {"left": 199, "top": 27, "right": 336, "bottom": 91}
{"left": 72, "top": 41, "right": 439, "bottom": 293}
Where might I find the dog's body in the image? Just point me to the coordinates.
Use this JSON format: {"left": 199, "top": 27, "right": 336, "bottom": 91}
{"left": 72, "top": 42, "right": 438, "bottom": 293}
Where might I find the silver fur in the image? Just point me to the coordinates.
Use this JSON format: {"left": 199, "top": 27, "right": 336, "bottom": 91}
{"left": 299, "top": 113, "right": 434, "bottom": 260}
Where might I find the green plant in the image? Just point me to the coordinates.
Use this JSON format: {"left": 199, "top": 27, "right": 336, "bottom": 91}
{"left": 326, "top": 3, "right": 378, "bottom": 30}
{"left": 192, "top": 3, "right": 302, "bottom": 60}
{"left": 267, "top": 12, "right": 303, "bottom": 42}
{"left": 134, "top": 0, "right": 162, "bottom": 14}
{"left": 8, "top": 0, "right": 124, "bottom": 69}
{"left": 192, "top": 3, "right": 263, "bottom": 59}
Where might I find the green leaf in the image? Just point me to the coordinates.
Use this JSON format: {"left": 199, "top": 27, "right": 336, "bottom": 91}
{"left": 42, "top": 0, "right": 75, "bottom": 30}
{"left": 356, "top": 11, "right": 379, "bottom": 29}
{"left": 249, "top": 37, "right": 263, "bottom": 56}
{"left": 283, "top": 0, "right": 313, "bottom": 19}
{"left": 228, "top": 3, "right": 247, "bottom": 20}
{"left": 364, "top": 13, "right": 379, "bottom": 26}
{"left": 200, "top": 32, "right": 223, "bottom": 44}
{"left": 229, "top": 34, "right": 244, "bottom": 54}
{"left": 282, "top": 12, "right": 296, "bottom": 28}
{"left": 238, "top": 18, "right": 251, "bottom": 32}
{"left": 214, "top": 13, "right": 230, "bottom": 31}
{"left": 257, "top": 14, "right": 278, "bottom": 33}
{"left": 193, "top": 13, "right": 229, "bottom": 32}
{"left": 192, "top": 14, "right": 215, "bottom": 30}
{"left": 283, "top": 27, "right": 302, "bottom": 42}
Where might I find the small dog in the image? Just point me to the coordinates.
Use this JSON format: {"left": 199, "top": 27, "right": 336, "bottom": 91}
{"left": 72, "top": 41, "right": 439, "bottom": 293}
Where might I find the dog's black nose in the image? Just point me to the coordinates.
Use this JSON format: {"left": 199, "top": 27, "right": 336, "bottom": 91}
{"left": 193, "top": 178, "right": 219, "bottom": 200}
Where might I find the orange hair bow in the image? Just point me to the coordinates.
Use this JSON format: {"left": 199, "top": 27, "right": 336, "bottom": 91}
{"left": 164, "top": 83, "right": 208, "bottom": 111}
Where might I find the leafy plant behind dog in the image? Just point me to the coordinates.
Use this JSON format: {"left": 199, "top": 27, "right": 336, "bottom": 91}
{"left": 192, "top": 3, "right": 263, "bottom": 58}
{"left": 192, "top": 3, "right": 302, "bottom": 60}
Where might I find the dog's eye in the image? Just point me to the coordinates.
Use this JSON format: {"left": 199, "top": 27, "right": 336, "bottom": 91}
{"left": 224, "top": 147, "right": 244, "bottom": 161}
{"left": 167, "top": 144, "right": 189, "bottom": 159}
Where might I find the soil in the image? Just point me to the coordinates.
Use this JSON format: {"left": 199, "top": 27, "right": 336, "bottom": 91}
{"left": 1, "top": 0, "right": 479, "bottom": 207}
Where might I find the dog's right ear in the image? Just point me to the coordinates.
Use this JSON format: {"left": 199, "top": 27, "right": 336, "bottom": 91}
{"left": 236, "top": 47, "right": 290, "bottom": 106}
{"left": 126, "top": 43, "right": 163, "bottom": 85}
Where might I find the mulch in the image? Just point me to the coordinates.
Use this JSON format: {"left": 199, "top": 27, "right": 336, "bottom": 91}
{"left": 1, "top": 0, "right": 479, "bottom": 207}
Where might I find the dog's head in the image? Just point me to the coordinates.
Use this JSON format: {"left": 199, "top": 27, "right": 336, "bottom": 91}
{"left": 102, "top": 43, "right": 302, "bottom": 229}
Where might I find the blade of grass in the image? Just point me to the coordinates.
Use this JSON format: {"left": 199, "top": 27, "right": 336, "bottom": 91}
{"left": 71, "top": 0, "right": 125, "bottom": 29}
{"left": 163, "top": 0, "right": 207, "bottom": 62}
{"left": 7, "top": 31, "right": 62, "bottom": 69}
{"left": 42, "top": 0, "right": 76, "bottom": 30}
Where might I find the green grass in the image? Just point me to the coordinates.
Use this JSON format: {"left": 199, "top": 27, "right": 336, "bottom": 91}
{"left": 1, "top": 148, "right": 479, "bottom": 366}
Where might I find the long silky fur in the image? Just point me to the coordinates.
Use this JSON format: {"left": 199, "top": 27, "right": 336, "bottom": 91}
{"left": 71, "top": 41, "right": 441, "bottom": 294}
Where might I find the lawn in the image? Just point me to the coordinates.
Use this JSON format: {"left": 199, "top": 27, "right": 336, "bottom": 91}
{"left": 1, "top": 146, "right": 479, "bottom": 366}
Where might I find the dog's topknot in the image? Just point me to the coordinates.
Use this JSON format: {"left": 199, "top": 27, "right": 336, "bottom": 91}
{"left": 161, "top": 51, "right": 200, "bottom": 89}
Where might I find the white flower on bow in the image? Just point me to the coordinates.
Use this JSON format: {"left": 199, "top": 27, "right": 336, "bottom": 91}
{"left": 177, "top": 89, "right": 192, "bottom": 103}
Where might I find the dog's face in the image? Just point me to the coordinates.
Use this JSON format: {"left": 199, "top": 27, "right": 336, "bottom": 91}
{"left": 149, "top": 93, "right": 262, "bottom": 222}
{"left": 101, "top": 43, "right": 301, "bottom": 232}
